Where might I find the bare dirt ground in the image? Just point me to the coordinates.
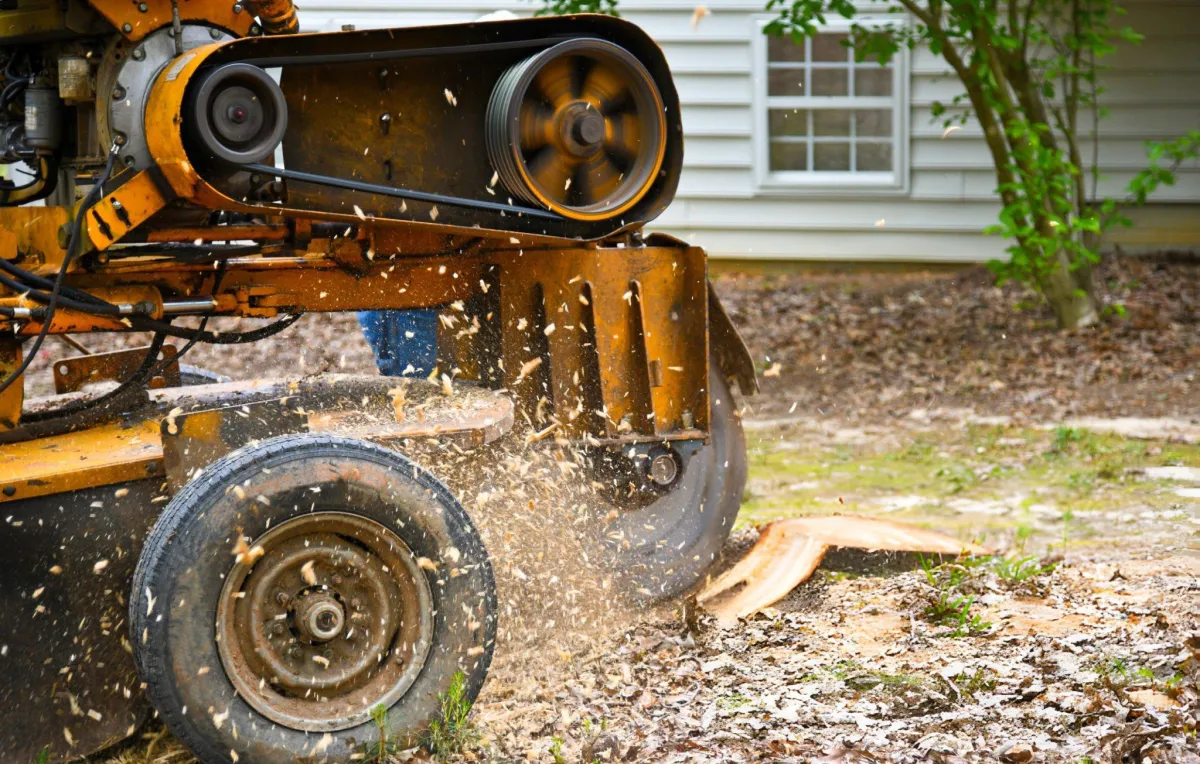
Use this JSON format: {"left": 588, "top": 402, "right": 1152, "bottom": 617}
{"left": 68, "top": 257, "right": 1198, "bottom": 763}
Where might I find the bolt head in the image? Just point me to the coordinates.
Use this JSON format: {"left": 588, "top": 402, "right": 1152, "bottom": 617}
{"left": 350, "top": 598, "right": 362, "bottom": 610}
{"left": 131, "top": 48, "right": 145, "bottom": 61}
{"left": 232, "top": 2, "right": 244, "bottom": 13}
{"left": 276, "top": 591, "right": 291, "bottom": 605}
{"left": 112, "top": 86, "right": 126, "bottom": 101}
{"left": 210, "top": 27, "right": 223, "bottom": 40}
{"left": 332, "top": 575, "right": 343, "bottom": 586}
{"left": 122, "top": 23, "right": 133, "bottom": 33}
{"left": 138, "top": 2, "right": 148, "bottom": 11}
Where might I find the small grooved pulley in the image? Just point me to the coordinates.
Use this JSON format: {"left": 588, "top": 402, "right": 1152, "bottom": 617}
{"left": 485, "top": 38, "right": 666, "bottom": 221}
{"left": 187, "top": 62, "right": 288, "bottom": 165}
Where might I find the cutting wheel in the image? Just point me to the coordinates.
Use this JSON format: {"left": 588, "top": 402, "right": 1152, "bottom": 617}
{"left": 486, "top": 38, "right": 667, "bottom": 220}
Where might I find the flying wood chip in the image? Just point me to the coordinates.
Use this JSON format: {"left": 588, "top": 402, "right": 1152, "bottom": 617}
{"left": 697, "top": 515, "right": 991, "bottom": 625}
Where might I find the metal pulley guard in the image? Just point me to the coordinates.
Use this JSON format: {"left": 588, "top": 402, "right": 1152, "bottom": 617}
{"left": 142, "top": 15, "right": 684, "bottom": 241}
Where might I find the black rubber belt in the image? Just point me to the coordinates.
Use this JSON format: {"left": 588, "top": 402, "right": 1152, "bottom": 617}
{"left": 244, "top": 164, "right": 561, "bottom": 220}
{"left": 228, "top": 35, "right": 581, "bottom": 220}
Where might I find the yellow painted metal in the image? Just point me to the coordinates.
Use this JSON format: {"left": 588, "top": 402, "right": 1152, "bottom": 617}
{"left": 87, "top": 169, "right": 174, "bottom": 251}
{"left": 88, "top": 0, "right": 253, "bottom": 42}
{"left": 0, "top": 206, "right": 70, "bottom": 270}
{"left": 0, "top": 338, "right": 22, "bottom": 432}
{"left": 0, "top": 0, "right": 63, "bottom": 39}
{"left": 0, "top": 418, "right": 162, "bottom": 502}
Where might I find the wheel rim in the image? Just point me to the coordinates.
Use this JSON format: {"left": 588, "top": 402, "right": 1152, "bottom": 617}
{"left": 486, "top": 39, "right": 666, "bottom": 221}
{"left": 215, "top": 512, "right": 433, "bottom": 732}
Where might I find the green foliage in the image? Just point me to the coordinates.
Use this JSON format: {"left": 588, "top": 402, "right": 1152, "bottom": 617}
{"left": 550, "top": 737, "right": 569, "bottom": 764}
{"left": 361, "top": 703, "right": 402, "bottom": 763}
{"left": 33, "top": 748, "right": 50, "bottom": 764}
{"left": 1125, "top": 130, "right": 1200, "bottom": 207}
{"left": 424, "top": 671, "right": 480, "bottom": 760}
{"left": 993, "top": 554, "right": 1057, "bottom": 583}
{"left": 535, "top": 0, "right": 619, "bottom": 17}
{"left": 919, "top": 555, "right": 992, "bottom": 637}
{"left": 952, "top": 666, "right": 998, "bottom": 696}
{"left": 763, "top": 1, "right": 1154, "bottom": 328}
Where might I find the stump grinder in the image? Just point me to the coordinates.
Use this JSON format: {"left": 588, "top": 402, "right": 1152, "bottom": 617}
{"left": 0, "top": 2, "right": 758, "bottom": 761}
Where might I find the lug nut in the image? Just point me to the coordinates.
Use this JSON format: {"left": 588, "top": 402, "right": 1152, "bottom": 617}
{"left": 276, "top": 591, "right": 291, "bottom": 605}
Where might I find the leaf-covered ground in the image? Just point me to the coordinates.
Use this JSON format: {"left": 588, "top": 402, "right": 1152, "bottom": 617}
{"left": 75, "top": 258, "right": 1199, "bottom": 763}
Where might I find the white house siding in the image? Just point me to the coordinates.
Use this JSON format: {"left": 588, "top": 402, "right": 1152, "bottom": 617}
{"left": 295, "top": 0, "right": 1200, "bottom": 263}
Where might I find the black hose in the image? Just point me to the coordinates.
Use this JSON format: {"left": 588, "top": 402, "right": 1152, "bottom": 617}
{"left": 0, "top": 146, "right": 119, "bottom": 399}
{"left": 21, "top": 330, "right": 169, "bottom": 423}
{"left": 0, "top": 255, "right": 114, "bottom": 307}
{"left": 131, "top": 312, "right": 303, "bottom": 344}
{"left": 0, "top": 270, "right": 129, "bottom": 315}
{"left": 141, "top": 260, "right": 230, "bottom": 379}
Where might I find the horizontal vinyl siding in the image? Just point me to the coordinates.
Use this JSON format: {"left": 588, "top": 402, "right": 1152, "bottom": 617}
{"left": 301, "top": 0, "right": 1200, "bottom": 262}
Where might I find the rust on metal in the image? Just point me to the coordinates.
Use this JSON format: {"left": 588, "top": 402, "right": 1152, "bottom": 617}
{"left": 216, "top": 512, "right": 432, "bottom": 731}
{"left": 53, "top": 344, "right": 181, "bottom": 394}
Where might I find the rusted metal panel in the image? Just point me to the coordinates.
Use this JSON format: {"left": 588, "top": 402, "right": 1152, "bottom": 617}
{"left": 53, "top": 344, "right": 181, "bottom": 394}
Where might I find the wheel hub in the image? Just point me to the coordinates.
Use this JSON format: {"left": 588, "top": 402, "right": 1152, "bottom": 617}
{"left": 216, "top": 512, "right": 433, "bottom": 732}
{"left": 294, "top": 591, "right": 345, "bottom": 642}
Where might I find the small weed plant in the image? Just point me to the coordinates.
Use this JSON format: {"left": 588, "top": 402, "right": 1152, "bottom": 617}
{"left": 424, "top": 671, "right": 480, "bottom": 760}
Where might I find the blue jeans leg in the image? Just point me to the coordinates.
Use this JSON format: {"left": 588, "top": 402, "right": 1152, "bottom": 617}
{"left": 356, "top": 309, "right": 439, "bottom": 377}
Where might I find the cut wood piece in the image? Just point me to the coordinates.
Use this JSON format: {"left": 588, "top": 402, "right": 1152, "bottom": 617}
{"left": 698, "top": 515, "right": 990, "bottom": 625}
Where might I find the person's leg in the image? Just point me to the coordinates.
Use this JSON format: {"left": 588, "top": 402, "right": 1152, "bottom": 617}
{"left": 356, "top": 309, "right": 439, "bottom": 377}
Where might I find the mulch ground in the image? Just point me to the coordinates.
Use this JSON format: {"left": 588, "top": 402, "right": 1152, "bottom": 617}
{"left": 717, "top": 256, "right": 1200, "bottom": 423}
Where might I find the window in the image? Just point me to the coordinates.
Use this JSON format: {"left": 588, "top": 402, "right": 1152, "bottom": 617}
{"left": 753, "top": 18, "right": 908, "bottom": 192}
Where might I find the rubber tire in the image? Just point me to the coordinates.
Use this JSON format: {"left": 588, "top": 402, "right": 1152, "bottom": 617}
{"left": 607, "top": 358, "right": 747, "bottom": 599}
{"left": 130, "top": 434, "right": 496, "bottom": 764}
{"left": 178, "top": 364, "right": 232, "bottom": 386}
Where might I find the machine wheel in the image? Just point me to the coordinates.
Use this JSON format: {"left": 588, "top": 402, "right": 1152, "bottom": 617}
{"left": 606, "top": 358, "right": 747, "bottom": 599}
{"left": 130, "top": 434, "right": 496, "bottom": 764}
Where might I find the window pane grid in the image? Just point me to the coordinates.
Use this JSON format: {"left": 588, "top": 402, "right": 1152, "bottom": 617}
{"left": 764, "top": 30, "right": 899, "bottom": 177}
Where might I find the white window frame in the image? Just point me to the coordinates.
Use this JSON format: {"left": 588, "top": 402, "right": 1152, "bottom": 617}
{"left": 751, "top": 15, "right": 910, "bottom": 195}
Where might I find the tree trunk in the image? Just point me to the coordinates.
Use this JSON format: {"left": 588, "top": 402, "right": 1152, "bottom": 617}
{"left": 1044, "top": 250, "right": 1098, "bottom": 329}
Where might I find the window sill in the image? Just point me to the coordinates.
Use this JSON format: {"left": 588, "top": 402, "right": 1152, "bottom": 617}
{"left": 754, "top": 173, "right": 910, "bottom": 197}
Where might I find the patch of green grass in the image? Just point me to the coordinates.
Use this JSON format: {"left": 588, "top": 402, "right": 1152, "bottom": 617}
{"left": 550, "top": 737, "right": 568, "bottom": 764}
{"left": 919, "top": 555, "right": 992, "bottom": 637}
{"left": 952, "top": 667, "right": 997, "bottom": 696}
{"left": 424, "top": 671, "right": 480, "bottom": 761}
{"left": 738, "top": 424, "right": 1200, "bottom": 544}
{"left": 718, "top": 692, "right": 752, "bottom": 710}
{"left": 993, "top": 554, "right": 1057, "bottom": 584}
{"left": 33, "top": 748, "right": 50, "bottom": 764}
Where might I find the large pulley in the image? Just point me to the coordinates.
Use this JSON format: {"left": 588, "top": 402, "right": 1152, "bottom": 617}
{"left": 486, "top": 39, "right": 666, "bottom": 221}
